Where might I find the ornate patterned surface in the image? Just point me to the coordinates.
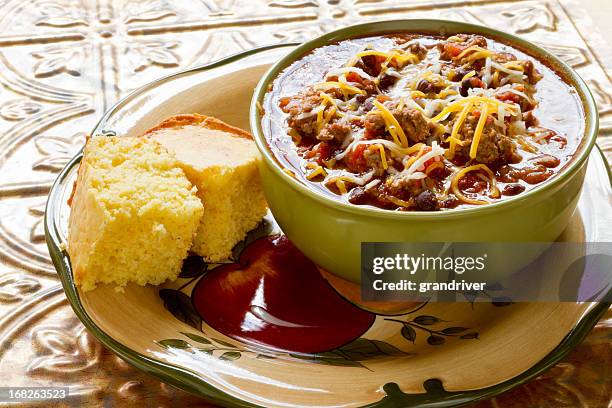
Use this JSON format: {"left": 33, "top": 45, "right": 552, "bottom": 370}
{"left": 0, "top": 0, "right": 609, "bottom": 406}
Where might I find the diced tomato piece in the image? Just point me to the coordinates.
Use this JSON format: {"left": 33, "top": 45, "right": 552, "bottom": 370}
{"left": 496, "top": 92, "right": 521, "bottom": 104}
{"left": 345, "top": 72, "right": 363, "bottom": 83}
{"left": 305, "top": 142, "right": 333, "bottom": 165}
{"left": 445, "top": 43, "right": 466, "bottom": 58}
{"left": 279, "top": 97, "right": 291, "bottom": 108}
{"left": 344, "top": 144, "right": 368, "bottom": 172}
{"left": 417, "top": 146, "right": 437, "bottom": 170}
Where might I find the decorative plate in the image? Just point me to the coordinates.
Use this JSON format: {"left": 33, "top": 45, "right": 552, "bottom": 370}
{"left": 45, "top": 45, "right": 611, "bottom": 408}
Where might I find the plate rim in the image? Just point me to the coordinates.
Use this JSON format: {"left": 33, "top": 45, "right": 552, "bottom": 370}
{"left": 45, "top": 44, "right": 611, "bottom": 408}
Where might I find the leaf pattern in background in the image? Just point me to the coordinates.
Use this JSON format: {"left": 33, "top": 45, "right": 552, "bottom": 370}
{"left": 201, "top": 0, "right": 236, "bottom": 15}
{"left": 28, "top": 201, "right": 46, "bottom": 243}
{"left": 27, "top": 326, "right": 102, "bottom": 376}
{"left": 501, "top": 4, "right": 557, "bottom": 33}
{"left": 0, "top": 99, "right": 41, "bottom": 121}
{"left": 268, "top": 0, "right": 319, "bottom": 8}
{"left": 31, "top": 46, "right": 85, "bottom": 77}
{"left": 35, "top": 1, "right": 87, "bottom": 27}
{"left": 32, "top": 132, "right": 85, "bottom": 172}
{"left": 536, "top": 43, "right": 588, "bottom": 68}
{"left": 0, "top": 272, "right": 41, "bottom": 303}
{"left": 126, "top": 40, "right": 180, "bottom": 72}
{"left": 123, "top": 0, "right": 176, "bottom": 23}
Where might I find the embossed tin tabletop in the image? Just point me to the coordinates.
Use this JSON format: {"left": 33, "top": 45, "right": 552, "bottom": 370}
{"left": 0, "top": 0, "right": 610, "bottom": 407}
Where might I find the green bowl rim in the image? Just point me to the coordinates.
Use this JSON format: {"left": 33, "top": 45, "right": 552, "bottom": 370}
{"left": 250, "top": 19, "right": 599, "bottom": 220}
{"left": 46, "top": 43, "right": 610, "bottom": 408}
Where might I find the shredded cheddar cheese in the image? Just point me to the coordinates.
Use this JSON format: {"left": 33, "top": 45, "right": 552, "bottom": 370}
{"left": 425, "top": 161, "right": 444, "bottom": 174}
{"left": 372, "top": 100, "right": 409, "bottom": 147}
{"left": 306, "top": 166, "right": 326, "bottom": 180}
{"left": 336, "top": 179, "right": 348, "bottom": 194}
{"left": 386, "top": 195, "right": 412, "bottom": 208}
{"left": 461, "top": 70, "right": 477, "bottom": 81}
{"left": 377, "top": 144, "right": 389, "bottom": 170}
{"left": 436, "top": 89, "right": 459, "bottom": 99}
{"left": 503, "top": 61, "right": 524, "bottom": 72}
{"left": 446, "top": 101, "right": 474, "bottom": 159}
{"left": 431, "top": 95, "right": 518, "bottom": 123}
{"left": 469, "top": 102, "right": 490, "bottom": 159}
{"left": 315, "top": 81, "right": 365, "bottom": 96}
{"left": 319, "top": 93, "right": 345, "bottom": 117}
{"left": 456, "top": 46, "right": 493, "bottom": 62}
{"left": 350, "top": 50, "right": 419, "bottom": 67}
{"left": 451, "top": 164, "right": 499, "bottom": 205}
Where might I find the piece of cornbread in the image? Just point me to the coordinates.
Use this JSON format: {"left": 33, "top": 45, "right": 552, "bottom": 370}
{"left": 68, "top": 136, "right": 203, "bottom": 291}
{"left": 144, "top": 114, "right": 268, "bottom": 262}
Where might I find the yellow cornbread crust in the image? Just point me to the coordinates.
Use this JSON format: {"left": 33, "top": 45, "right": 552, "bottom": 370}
{"left": 143, "top": 113, "right": 252, "bottom": 140}
{"left": 68, "top": 136, "right": 203, "bottom": 291}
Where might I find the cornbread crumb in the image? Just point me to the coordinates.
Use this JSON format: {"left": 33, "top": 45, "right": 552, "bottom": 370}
{"left": 68, "top": 136, "right": 203, "bottom": 291}
{"left": 145, "top": 114, "right": 268, "bottom": 262}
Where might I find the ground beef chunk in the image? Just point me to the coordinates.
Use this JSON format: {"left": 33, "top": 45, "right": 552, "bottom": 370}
{"left": 453, "top": 113, "right": 518, "bottom": 164}
{"left": 393, "top": 107, "right": 434, "bottom": 143}
{"left": 341, "top": 72, "right": 378, "bottom": 94}
{"left": 363, "top": 145, "right": 389, "bottom": 176}
{"left": 365, "top": 105, "right": 433, "bottom": 143}
{"left": 417, "top": 79, "right": 445, "bottom": 95}
{"left": 318, "top": 121, "right": 351, "bottom": 143}
{"left": 522, "top": 110, "right": 538, "bottom": 128}
{"left": 406, "top": 42, "right": 428, "bottom": 60}
{"left": 280, "top": 88, "right": 322, "bottom": 138}
{"left": 437, "top": 34, "right": 488, "bottom": 61}
{"left": 518, "top": 60, "right": 542, "bottom": 84}
{"left": 492, "top": 52, "right": 517, "bottom": 64}
{"left": 364, "top": 109, "right": 386, "bottom": 136}
{"left": 385, "top": 173, "right": 425, "bottom": 199}
{"left": 358, "top": 43, "right": 426, "bottom": 77}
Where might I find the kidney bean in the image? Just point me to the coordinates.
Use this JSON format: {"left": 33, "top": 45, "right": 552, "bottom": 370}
{"left": 530, "top": 154, "right": 560, "bottom": 168}
{"left": 417, "top": 79, "right": 435, "bottom": 94}
{"left": 460, "top": 76, "right": 484, "bottom": 97}
{"left": 523, "top": 169, "right": 553, "bottom": 184}
{"left": 415, "top": 190, "right": 438, "bottom": 211}
{"left": 379, "top": 75, "right": 398, "bottom": 90}
{"left": 348, "top": 187, "right": 368, "bottom": 205}
{"left": 497, "top": 165, "right": 518, "bottom": 183}
{"left": 502, "top": 183, "right": 526, "bottom": 196}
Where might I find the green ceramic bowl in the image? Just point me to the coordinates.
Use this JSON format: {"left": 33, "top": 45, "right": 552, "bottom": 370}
{"left": 250, "top": 19, "right": 599, "bottom": 285}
